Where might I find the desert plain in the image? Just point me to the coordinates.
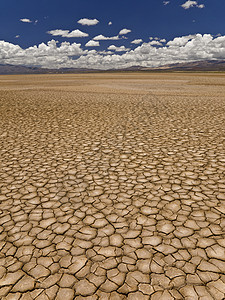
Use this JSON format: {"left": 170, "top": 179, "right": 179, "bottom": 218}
{"left": 0, "top": 72, "right": 225, "bottom": 299}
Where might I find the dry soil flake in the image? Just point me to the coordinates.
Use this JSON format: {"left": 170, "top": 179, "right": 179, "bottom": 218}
{"left": 11, "top": 275, "right": 35, "bottom": 292}
{"left": 56, "top": 288, "right": 74, "bottom": 300}
{"left": 74, "top": 279, "right": 96, "bottom": 296}
{"left": 0, "top": 271, "right": 24, "bottom": 286}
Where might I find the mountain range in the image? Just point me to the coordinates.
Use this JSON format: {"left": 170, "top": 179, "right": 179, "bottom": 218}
{"left": 1, "top": 60, "right": 225, "bottom": 74}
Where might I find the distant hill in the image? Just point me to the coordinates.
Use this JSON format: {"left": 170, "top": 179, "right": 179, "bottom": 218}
{"left": 1, "top": 60, "right": 225, "bottom": 74}
{"left": 0, "top": 64, "right": 49, "bottom": 74}
{"left": 142, "top": 60, "right": 225, "bottom": 71}
{"left": 0, "top": 64, "right": 96, "bottom": 75}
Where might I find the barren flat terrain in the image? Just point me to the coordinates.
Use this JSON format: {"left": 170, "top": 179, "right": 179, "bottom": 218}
{"left": 0, "top": 73, "right": 225, "bottom": 299}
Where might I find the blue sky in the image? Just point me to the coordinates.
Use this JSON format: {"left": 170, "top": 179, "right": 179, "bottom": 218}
{"left": 1, "top": 0, "right": 225, "bottom": 69}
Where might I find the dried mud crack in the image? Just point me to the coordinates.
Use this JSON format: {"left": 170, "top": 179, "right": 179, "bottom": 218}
{"left": 0, "top": 73, "right": 225, "bottom": 299}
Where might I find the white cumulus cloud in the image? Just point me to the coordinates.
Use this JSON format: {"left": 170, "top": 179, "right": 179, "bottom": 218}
{"left": 0, "top": 40, "right": 85, "bottom": 68}
{"left": 93, "top": 35, "right": 120, "bottom": 41}
{"left": 108, "top": 45, "right": 130, "bottom": 52}
{"left": 181, "top": 1, "right": 205, "bottom": 9}
{"left": 77, "top": 18, "right": 99, "bottom": 26}
{"left": 119, "top": 29, "right": 131, "bottom": 35}
{"left": 2, "top": 34, "right": 225, "bottom": 70}
{"left": 167, "top": 35, "right": 195, "bottom": 46}
{"left": 85, "top": 40, "right": 100, "bottom": 47}
{"left": 149, "top": 37, "right": 160, "bottom": 41}
{"left": 20, "top": 18, "right": 32, "bottom": 23}
{"left": 131, "top": 39, "right": 143, "bottom": 44}
{"left": 47, "top": 29, "right": 88, "bottom": 38}
{"left": 149, "top": 40, "right": 163, "bottom": 46}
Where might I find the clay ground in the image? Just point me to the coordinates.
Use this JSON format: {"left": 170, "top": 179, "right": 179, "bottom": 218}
{"left": 0, "top": 72, "right": 225, "bottom": 299}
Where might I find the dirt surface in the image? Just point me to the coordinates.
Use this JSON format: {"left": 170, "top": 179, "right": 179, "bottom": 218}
{"left": 0, "top": 73, "right": 225, "bottom": 299}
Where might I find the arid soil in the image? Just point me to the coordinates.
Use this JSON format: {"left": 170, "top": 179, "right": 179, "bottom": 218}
{"left": 0, "top": 73, "right": 225, "bottom": 299}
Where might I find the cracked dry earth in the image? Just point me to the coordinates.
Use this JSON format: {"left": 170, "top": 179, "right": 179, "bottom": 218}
{"left": 0, "top": 73, "right": 225, "bottom": 300}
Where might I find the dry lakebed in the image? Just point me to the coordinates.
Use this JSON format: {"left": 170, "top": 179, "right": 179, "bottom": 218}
{"left": 0, "top": 72, "right": 225, "bottom": 299}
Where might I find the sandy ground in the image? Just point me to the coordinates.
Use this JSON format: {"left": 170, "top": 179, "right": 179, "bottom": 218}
{"left": 0, "top": 72, "right": 225, "bottom": 299}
